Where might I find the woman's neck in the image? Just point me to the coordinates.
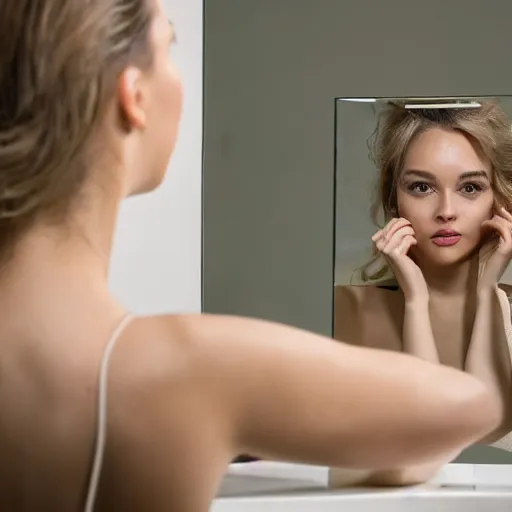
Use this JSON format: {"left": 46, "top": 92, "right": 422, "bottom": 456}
{"left": 420, "top": 256, "right": 479, "bottom": 298}
{"left": 1, "top": 180, "right": 122, "bottom": 295}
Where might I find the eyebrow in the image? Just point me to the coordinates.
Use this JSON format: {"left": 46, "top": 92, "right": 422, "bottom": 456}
{"left": 402, "top": 169, "right": 490, "bottom": 181}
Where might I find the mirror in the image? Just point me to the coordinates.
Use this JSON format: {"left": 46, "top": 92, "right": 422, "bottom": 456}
{"left": 334, "top": 96, "right": 512, "bottom": 464}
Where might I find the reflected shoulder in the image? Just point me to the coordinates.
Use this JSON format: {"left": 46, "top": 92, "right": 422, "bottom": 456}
{"left": 333, "top": 281, "right": 403, "bottom": 346}
{"left": 334, "top": 279, "right": 400, "bottom": 299}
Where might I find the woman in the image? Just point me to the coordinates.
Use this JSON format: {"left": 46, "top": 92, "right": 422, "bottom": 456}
{"left": 0, "top": 1, "right": 501, "bottom": 511}
{"left": 335, "top": 100, "right": 512, "bottom": 451}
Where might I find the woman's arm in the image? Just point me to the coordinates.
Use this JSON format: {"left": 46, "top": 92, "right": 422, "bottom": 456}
{"left": 184, "top": 314, "right": 499, "bottom": 472}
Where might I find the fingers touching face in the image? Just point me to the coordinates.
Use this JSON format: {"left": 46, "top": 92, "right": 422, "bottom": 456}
{"left": 481, "top": 207, "right": 512, "bottom": 252}
{"left": 373, "top": 218, "right": 417, "bottom": 257}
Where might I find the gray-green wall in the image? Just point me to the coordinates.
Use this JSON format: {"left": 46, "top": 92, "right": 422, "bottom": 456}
{"left": 202, "top": 0, "right": 512, "bottom": 463}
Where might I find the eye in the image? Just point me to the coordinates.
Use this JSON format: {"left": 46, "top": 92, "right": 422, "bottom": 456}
{"left": 460, "top": 182, "right": 483, "bottom": 195}
{"left": 409, "top": 182, "right": 432, "bottom": 194}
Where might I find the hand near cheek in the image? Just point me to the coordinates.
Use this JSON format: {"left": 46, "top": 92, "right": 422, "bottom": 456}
{"left": 372, "top": 218, "right": 429, "bottom": 302}
{"left": 478, "top": 207, "right": 512, "bottom": 289}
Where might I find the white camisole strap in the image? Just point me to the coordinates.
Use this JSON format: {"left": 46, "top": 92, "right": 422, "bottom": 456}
{"left": 84, "top": 314, "right": 134, "bottom": 512}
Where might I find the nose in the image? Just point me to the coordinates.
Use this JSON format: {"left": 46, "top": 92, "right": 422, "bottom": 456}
{"left": 435, "top": 193, "right": 457, "bottom": 223}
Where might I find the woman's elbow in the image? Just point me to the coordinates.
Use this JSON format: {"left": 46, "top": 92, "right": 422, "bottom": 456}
{"left": 438, "top": 374, "right": 502, "bottom": 445}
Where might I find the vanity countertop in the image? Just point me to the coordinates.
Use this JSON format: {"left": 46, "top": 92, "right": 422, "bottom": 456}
{"left": 213, "top": 461, "right": 512, "bottom": 512}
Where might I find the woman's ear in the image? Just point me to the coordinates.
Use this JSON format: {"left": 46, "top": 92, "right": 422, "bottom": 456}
{"left": 117, "top": 66, "right": 148, "bottom": 132}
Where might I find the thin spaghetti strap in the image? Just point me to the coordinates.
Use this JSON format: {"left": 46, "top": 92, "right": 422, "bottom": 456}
{"left": 84, "top": 314, "right": 133, "bottom": 512}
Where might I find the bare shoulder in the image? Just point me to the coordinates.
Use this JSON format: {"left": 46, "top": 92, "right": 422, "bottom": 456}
{"left": 95, "top": 314, "right": 247, "bottom": 510}
{"left": 106, "top": 313, "right": 261, "bottom": 416}
{"left": 334, "top": 281, "right": 403, "bottom": 347}
{"left": 107, "top": 312, "right": 326, "bottom": 395}
{"left": 334, "top": 279, "right": 401, "bottom": 303}
{"left": 99, "top": 312, "right": 337, "bottom": 508}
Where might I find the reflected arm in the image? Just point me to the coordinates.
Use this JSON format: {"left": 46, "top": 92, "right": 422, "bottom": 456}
{"left": 402, "top": 298, "right": 439, "bottom": 362}
{"left": 354, "top": 298, "right": 446, "bottom": 486}
{"left": 466, "top": 286, "right": 512, "bottom": 444}
{"left": 332, "top": 286, "right": 445, "bottom": 484}
{"left": 346, "top": 299, "right": 446, "bottom": 485}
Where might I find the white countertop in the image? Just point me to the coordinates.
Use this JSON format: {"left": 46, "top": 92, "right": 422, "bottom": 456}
{"left": 213, "top": 462, "right": 512, "bottom": 511}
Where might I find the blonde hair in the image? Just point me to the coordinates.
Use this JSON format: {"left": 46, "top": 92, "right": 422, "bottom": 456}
{"left": 0, "top": 0, "right": 153, "bottom": 262}
{"left": 360, "top": 100, "right": 512, "bottom": 282}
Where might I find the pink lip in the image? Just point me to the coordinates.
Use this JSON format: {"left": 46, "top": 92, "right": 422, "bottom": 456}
{"left": 431, "top": 233, "right": 461, "bottom": 246}
{"left": 433, "top": 229, "right": 460, "bottom": 237}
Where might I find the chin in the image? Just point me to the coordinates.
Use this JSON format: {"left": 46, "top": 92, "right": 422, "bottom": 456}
{"left": 416, "top": 242, "right": 478, "bottom": 268}
{"left": 428, "top": 254, "right": 469, "bottom": 267}
{"left": 434, "top": 252, "right": 478, "bottom": 267}
{"left": 142, "top": 171, "right": 167, "bottom": 193}
{"left": 128, "top": 164, "right": 168, "bottom": 197}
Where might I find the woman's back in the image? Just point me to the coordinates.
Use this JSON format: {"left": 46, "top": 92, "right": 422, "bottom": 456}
{"left": 0, "top": 296, "right": 116, "bottom": 509}
{"left": 0, "top": 243, "right": 216, "bottom": 510}
{"left": 0, "top": 295, "right": 230, "bottom": 511}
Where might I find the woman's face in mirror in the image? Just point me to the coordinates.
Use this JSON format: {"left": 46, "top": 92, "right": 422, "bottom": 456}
{"left": 396, "top": 127, "right": 494, "bottom": 269}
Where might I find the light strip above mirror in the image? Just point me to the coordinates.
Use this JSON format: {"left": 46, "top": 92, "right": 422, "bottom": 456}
{"left": 404, "top": 102, "right": 481, "bottom": 109}
{"left": 338, "top": 98, "right": 376, "bottom": 103}
{"left": 337, "top": 98, "right": 485, "bottom": 109}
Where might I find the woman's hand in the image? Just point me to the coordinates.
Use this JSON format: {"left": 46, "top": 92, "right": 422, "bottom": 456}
{"left": 478, "top": 207, "right": 512, "bottom": 290}
{"left": 372, "top": 217, "right": 428, "bottom": 303}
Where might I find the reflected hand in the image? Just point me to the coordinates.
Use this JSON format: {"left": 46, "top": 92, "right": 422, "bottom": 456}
{"left": 372, "top": 218, "right": 428, "bottom": 302}
{"left": 478, "top": 207, "right": 512, "bottom": 289}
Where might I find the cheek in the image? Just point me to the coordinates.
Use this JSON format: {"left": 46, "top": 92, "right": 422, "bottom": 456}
{"left": 396, "top": 192, "right": 426, "bottom": 223}
{"left": 463, "top": 202, "right": 493, "bottom": 237}
{"left": 396, "top": 193, "right": 433, "bottom": 240}
{"left": 153, "top": 66, "right": 183, "bottom": 146}
{"left": 463, "top": 191, "right": 494, "bottom": 219}
{"left": 140, "top": 73, "right": 183, "bottom": 189}
{"left": 165, "top": 75, "right": 183, "bottom": 152}
{"left": 152, "top": 55, "right": 183, "bottom": 117}
{"left": 165, "top": 62, "right": 183, "bottom": 116}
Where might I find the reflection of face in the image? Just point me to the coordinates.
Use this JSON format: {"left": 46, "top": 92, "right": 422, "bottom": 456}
{"left": 135, "top": 0, "right": 184, "bottom": 193}
{"left": 397, "top": 127, "right": 494, "bottom": 268}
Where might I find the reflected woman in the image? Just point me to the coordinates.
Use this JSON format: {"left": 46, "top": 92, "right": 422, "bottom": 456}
{"left": 335, "top": 100, "right": 512, "bottom": 451}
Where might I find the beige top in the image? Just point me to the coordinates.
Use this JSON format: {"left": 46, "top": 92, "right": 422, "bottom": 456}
{"left": 334, "top": 282, "right": 512, "bottom": 452}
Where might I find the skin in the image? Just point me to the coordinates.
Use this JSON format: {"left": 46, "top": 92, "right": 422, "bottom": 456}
{"left": 336, "top": 126, "right": 512, "bottom": 450}
{"left": 0, "top": 4, "right": 503, "bottom": 511}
